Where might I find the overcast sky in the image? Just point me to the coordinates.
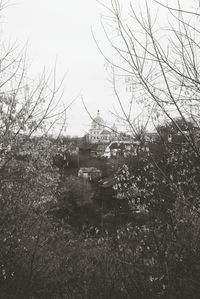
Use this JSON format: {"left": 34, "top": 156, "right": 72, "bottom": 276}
{"left": 2, "top": 0, "right": 197, "bottom": 136}
{"left": 3, "top": 0, "right": 116, "bottom": 136}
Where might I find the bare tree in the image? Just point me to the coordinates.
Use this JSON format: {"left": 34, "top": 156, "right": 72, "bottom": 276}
{"left": 97, "top": 0, "right": 200, "bottom": 153}
{"left": 0, "top": 2, "right": 75, "bottom": 296}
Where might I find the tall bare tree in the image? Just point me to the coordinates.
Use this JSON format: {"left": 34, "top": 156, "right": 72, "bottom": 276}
{"left": 97, "top": 0, "right": 200, "bottom": 152}
{"left": 0, "top": 2, "right": 73, "bottom": 297}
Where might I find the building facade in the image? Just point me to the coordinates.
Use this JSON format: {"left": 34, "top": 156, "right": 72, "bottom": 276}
{"left": 87, "top": 110, "right": 118, "bottom": 144}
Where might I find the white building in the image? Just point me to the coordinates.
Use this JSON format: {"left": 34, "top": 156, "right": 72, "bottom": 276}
{"left": 87, "top": 110, "right": 118, "bottom": 144}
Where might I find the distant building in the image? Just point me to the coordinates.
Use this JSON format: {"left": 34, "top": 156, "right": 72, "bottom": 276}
{"left": 78, "top": 167, "right": 102, "bottom": 182}
{"left": 103, "top": 140, "right": 139, "bottom": 158}
{"left": 87, "top": 110, "right": 119, "bottom": 144}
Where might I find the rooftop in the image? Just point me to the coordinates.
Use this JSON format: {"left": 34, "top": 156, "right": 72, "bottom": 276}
{"left": 100, "top": 129, "right": 111, "bottom": 135}
{"left": 92, "top": 110, "right": 105, "bottom": 126}
{"left": 79, "top": 167, "right": 101, "bottom": 173}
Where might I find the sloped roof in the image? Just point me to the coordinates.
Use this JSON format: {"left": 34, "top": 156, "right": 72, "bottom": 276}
{"left": 79, "top": 167, "right": 101, "bottom": 173}
{"left": 100, "top": 129, "right": 111, "bottom": 135}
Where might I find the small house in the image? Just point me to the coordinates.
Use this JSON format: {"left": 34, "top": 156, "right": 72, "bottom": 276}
{"left": 78, "top": 167, "right": 102, "bottom": 182}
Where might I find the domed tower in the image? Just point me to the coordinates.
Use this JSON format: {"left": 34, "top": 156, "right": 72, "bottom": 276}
{"left": 89, "top": 110, "right": 105, "bottom": 143}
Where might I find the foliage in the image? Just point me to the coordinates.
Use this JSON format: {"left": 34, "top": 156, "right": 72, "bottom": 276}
{"left": 2, "top": 0, "right": 200, "bottom": 298}
{"left": 111, "top": 138, "right": 200, "bottom": 298}
{"left": 0, "top": 136, "right": 61, "bottom": 296}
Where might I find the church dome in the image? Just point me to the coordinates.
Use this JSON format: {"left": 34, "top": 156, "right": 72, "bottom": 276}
{"left": 92, "top": 110, "right": 105, "bottom": 126}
